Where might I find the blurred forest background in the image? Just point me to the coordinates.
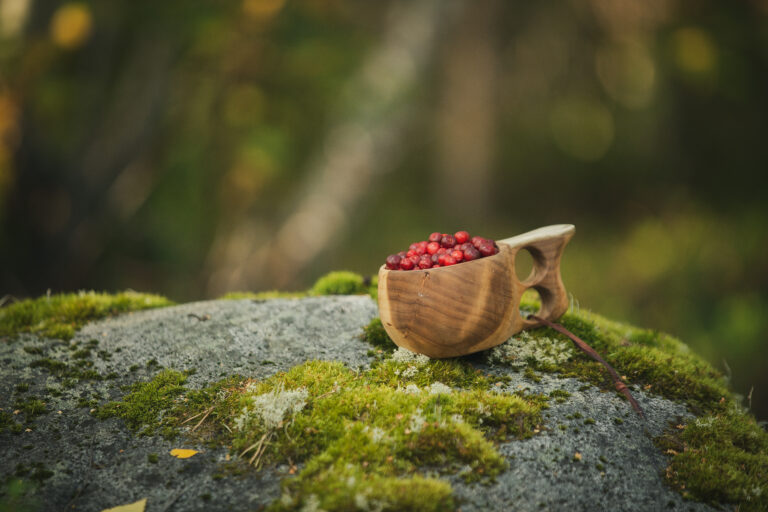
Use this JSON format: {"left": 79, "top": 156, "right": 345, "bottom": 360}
{"left": 0, "top": 0, "right": 766, "bottom": 419}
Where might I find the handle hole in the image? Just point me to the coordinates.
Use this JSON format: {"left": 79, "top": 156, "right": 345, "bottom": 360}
{"left": 519, "top": 288, "right": 542, "bottom": 322}
{"left": 514, "top": 247, "right": 535, "bottom": 283}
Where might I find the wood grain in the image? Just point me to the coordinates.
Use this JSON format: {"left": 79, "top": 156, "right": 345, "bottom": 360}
{"left": 378, "top": 224, "right": 575, "bottom": 358}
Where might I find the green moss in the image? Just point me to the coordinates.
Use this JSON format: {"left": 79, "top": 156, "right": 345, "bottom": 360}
{"left": 12, "top": 398, "right": 46, "bottom": 422}
{"left": 310, "top": 271, "right": 366, "bottom": 296}
{"left": 105, "top": 357, "right": 543, "bottom": 511}
{"left": 222, "top": 271, "right": 379, "bottom": 301}
{"left": 147, "top": 453, "right": 159, "bottom": 464}
{"left": 656, "top": 406, "right": 768, "bottom": 511}
{"left": 361, "top": 318, "right": 397, "bottom": 354}
{"left": 0, "top": 290, "right": 173, "bottom": 340}
{"left": 502, "top": 302, "right": 766, "bottom": 510}
{"left": 94, "top": 369, "right": 188, "bottom": 436}
{"left": 28, "top": 358, "right": 103, "bottom": 382}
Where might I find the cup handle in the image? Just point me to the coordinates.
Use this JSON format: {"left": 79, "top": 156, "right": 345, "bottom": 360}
{"left": 497, "top": 224, "right": 575, "bottom": 329}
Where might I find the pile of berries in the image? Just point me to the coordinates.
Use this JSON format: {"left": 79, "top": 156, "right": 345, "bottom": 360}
{"left": 384, "top": 231, "right": 499, "bottom": 271}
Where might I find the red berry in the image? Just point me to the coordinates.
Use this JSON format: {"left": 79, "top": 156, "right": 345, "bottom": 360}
{"left": 451, "top": 250, "right": 464, "bottom": 262}
{"left": 455, "top": 231, "right": 469, "bottom": 244}
{"left": 427, "top": 242, "right": 440, "bottom": 255}
{"left": 478, "top": 241, "right": 495, "bottom": 257}
{"left": 441, "top": 234, "right": 456, "bottom": 248}
{"left": 460, "top": 242, "right": 473, "bottom": 252}
{"left": 386, "top": 254, "right": 401, "bottom": 269}
{"left": 431, "top": 253, "right": 439, "bottom": 264}
{"left": 400, "top": 258, "right": 414, "bottom": 270}
{"left": 407, "top": 249, "right": 418, "bottom": 258}
{"left": 418, "top": 255, "right": 432, "bottom": 269}
{"left": 437, "top": 247, "right": 448, "bottom": 255}
{"left": 463, "top": 247, "right": 480, "bottom": 261}
{"left": 409, "top": 243, "right": 419, "bottom": 252}
{"left": 471, "top": 236, "right": 485, "bottom": 248}
{"left": 398, "top": 251, "right": 408, "bottom": 258}
{"left": 428, "top": 232, "right": 442, "bottom": 243}
{"left": 409, "top": 255, "right": 420, "bottom": 265}
{"left": 432, "top": 264, "right": 441, "bottom": 268}
{"left": 443, "top": 255, "right": 456, "bottom": 266}
{"left": 437, "top": 253, "right": 447, "bottom": 265}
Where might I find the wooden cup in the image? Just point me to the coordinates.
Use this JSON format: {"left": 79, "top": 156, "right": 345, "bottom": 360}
{"left": 377, "top": 224, "right": 575, "bottom": 358}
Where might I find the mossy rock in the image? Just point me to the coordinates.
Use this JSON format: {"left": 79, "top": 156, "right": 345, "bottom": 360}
{"left": 0, "top": 287, "right": 764, "bottom": 511}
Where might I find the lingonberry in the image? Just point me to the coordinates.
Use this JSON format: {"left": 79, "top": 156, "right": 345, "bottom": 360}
{"left": 383, "top": 230, "right": 498, "bottom": 270}
{"left": 463, "top": 247, "right": 480, "bottom": 261}
{"left": 478, "top": 241, "right": 495, "bottom": 257}
{"left": 440, "top": 234, "right": 456, "bottom": 248}
{"left": 386, "top": 254, "right": 402, "bottom": 269}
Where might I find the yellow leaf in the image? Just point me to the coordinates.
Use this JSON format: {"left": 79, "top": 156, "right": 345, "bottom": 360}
{"left": 101, "top": 498, "right": 147, "bottom": 512}
{"left": 170, "top": 448, "right": 199, "bottom": 459}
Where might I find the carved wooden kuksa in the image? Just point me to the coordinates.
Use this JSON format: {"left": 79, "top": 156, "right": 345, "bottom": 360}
{"left": 377, "top": 224, "right": 575, "bottom": 358}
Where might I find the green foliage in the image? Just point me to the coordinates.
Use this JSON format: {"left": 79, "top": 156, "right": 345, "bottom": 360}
{"left": 656, "top": 407, "right": 768, "bottom": 511}
{"left": 0, "top": 291, "right": 173, "bottom": 340}
{"left": 95, "top": 369, "right": 188, "bottom": 436}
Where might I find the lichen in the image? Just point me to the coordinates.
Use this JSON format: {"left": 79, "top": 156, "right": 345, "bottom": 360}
{"left": 0, "top": 290, "right": 173, "bottom": 340}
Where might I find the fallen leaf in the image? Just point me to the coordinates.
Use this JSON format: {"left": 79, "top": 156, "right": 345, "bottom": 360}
{"left": 573, "top": 452, "right": 582, "bottom": 461}
{"left": 170, "top": 448, "right": 199, "bottom": 459}
{"left": 100, "top": 498, "right": 147, "bottom": 512}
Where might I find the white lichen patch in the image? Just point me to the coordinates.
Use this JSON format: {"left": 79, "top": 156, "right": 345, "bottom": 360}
{"left": 234, "top": 383, "right": 309, "bottom": 430}
{"left": 487, "top": 331, "right": 573, "bottom": 368}
{"left": 429, "top": 382, "right": 452, "bottom": 395}
{"left": 409, "top": 408, "right": 426, "bottom": 433}
{"left": 398, "top": 383, "right": 421, "bottom": 394}
{"left": 391, "top": 347, "right": 430, "bottom": 366}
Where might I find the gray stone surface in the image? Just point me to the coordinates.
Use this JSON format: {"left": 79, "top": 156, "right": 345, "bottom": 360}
{"left": 0, "top": 296, "right": 714, "bottom": 511}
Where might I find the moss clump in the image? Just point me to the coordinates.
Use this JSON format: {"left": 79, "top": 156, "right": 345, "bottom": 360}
{"left": 232, "top": 360, "right": 539, "bottom": 509}
{"left": 0, "top": 290, "right": 173, "bottom": 340}
{"left": 656, "top": 406, "right": 768, "bottom": 511}
{"left": 28, "top": 358, "right": 103, "bottom": 382}
{"left": 12, "top": 397, "right": 47, "bottom": 422}
{"left": 310, "top": 271, "right": 366, "bottom": 296}
{"left": 502, "top": 299, "right": 765, "bottom": 511}
{"left": 361, "top": 317, "right": 397, "bottom": 354}
{"left": 95, "top": 369, "right": 188, "bottom": 436}
{"left": 222, "top": 271, "right": 378, "bottom": 301}
{"left": 143, "top": 357, "right": 543, "bottom": 511}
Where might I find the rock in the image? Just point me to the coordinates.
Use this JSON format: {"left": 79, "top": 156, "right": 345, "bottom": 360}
{"left": 0, "top": 296, "right": 718, "bottom": 511}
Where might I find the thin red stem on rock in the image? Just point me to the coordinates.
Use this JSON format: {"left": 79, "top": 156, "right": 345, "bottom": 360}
{"left": 528, "top": 314, "right": 645, "bottom": 419}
